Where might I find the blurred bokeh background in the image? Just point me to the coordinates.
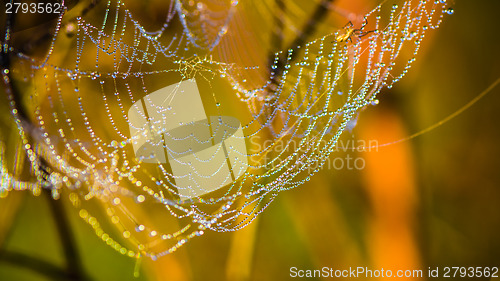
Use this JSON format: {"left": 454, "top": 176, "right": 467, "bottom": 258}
{"left": 1, "top": 0, "right": 499, "bottom": 280}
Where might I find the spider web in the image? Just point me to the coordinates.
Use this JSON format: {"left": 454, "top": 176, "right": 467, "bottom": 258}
{"left": 0, "top": 0, "right": 452, "bottom": 260}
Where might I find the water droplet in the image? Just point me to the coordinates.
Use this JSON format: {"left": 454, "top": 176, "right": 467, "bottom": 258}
{"left": 136, "top": 195, "right": 145, "bottom": 203}
{"left": 112, "top": 198, "right": 121, "bottom": 205}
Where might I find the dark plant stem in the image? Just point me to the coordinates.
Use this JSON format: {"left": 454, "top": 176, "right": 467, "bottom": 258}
{"left": 269, "top": 0, "right": 336, "bottom": 83}
{"left": 80, "top": 0, "right": 102, "bottom": 18}
{"left": 44, "top": 189, "right": 87, "bottom": 281}
{"left": 0, "top": 249, "right": 90, "bottom": 281}
{"left": 287, "top": 0, "right": 336, "bottom": 53}
{"left": 1, "top": 9, "right": 90, "bottom": 281}
{"left": 268, "top": 0, "right": 286, "bottom": 68}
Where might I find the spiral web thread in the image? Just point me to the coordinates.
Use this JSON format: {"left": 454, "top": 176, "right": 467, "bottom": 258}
{"left": 0, "top": 0, "right": 451, "bottom": 260}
